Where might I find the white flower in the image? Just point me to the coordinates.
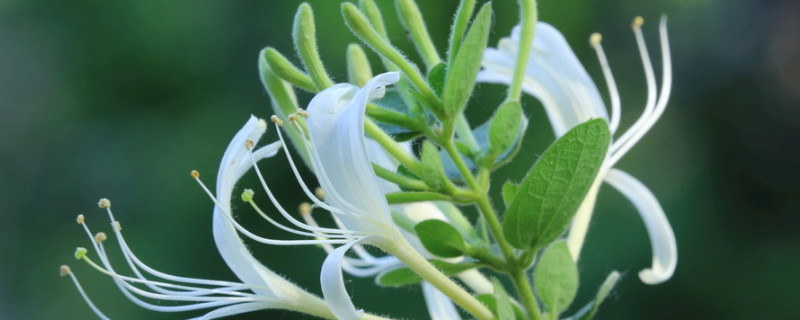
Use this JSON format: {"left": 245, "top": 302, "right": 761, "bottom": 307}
{"left": 63, "top": 116, "right": 336, "bottom": 320}
{"left": 478, "top": 17, "right": 677, "bottom": 284}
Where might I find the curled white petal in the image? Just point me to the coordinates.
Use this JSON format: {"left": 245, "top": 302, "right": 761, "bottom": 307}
{"left": 306, "top": 72, "right": 401, "bottom": 235}
{"left": 212, "top": 115, "right": 308, "bottom": 298}
{"left": 321, "top": 240, "right": 365, "bottom": 320}
{"left": 479, "top": 23, "right": 607, "bottom": 137}
{"left": 605, "top": 169, "right": 677, "bottom": 284}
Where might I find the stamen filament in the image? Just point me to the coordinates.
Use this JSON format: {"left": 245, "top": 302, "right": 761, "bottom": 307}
{"left": 590, "top": 32, "right": 622, "bottom": 134}
{"left": 611, "top": 16, "right": 658, "bottom": 156}
{"left": 607, "top": 16, "right": 672, "bottom": 167}
{"left": 244, "top": 192, "right": 353, "bottom": 239}
{"left": 272, "top": 122, "right": 351, "bottom": 216}
{"left": 193, "top": 175, "right": 356, "bottom": 245}
{"left": 244, "top": 146, "right": 363, "bottom": 234}
{"left": 61, "top": 266, "right": 111, "bottom": 320}
{"left": 98, "top": 207, "right": 266, "bottom": 294}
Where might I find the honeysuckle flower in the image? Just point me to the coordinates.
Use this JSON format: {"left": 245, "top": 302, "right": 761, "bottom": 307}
{"left": 300, "top": 71, "right": 490, "bottom": 319}
{"left": 62, "top": 116, "right": 338, "bottom": 319}
{"left": 478, "top": 17, "right": 677, "bottom": 284}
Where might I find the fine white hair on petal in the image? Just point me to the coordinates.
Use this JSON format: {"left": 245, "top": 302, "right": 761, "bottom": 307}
{"left": 422, "top": 282, "right": 462, "bottom": 320}
{"left": 604, "top": 169, "right": 677, "bottom": 284}
{"left": 321, "top": 240, "right": 365, "bottom": 320}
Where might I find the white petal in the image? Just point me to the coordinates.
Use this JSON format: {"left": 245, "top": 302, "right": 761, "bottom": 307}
{"left": 306, "top": 72, "right": 401, "bottom": 234}
{"left": 212, "top": 116, "right": 302, "bottom": 297}
{"left": 480, "top": 23, "right": 607, "bottom": 137}
{"left": 604, "top": 169, "right": 677, "bottom": 284}
{"left": 422, "top": 282, "right": 462, "bottom": 320}
{"left": 321, "top": 240, "right": 364, "bottom": 320}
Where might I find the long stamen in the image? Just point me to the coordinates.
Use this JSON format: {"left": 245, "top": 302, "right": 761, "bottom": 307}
{"left": 611, "top": 16, "right": 658, "bottom": 155}
{"left": 243, "top": 189, "right": 352, "bottom": 239}
{"left": 61, "top": 265, "right": 111, "bottom": 320}
{"left": 293, "top": 118, "right": 384, "bottom": 226}
{"left": 272, "top": 118, "right": 349, "bottom": 216}
{"left": 73, "top": 248, "right": 262, "bottom": 313}
{"left": 607, "top": 16, "right": 672, "bottom": 167}
{"left": 96, "top": 201, "right": 259, "bottom": 296}
{"left": 244, "top": 145, "right": 362, "bottom": 234}
{"left": 590, "top": 32, "right": 622, "bottom": 134}
{"left": 192, "top": 171, "right": 355, "bottom": 245}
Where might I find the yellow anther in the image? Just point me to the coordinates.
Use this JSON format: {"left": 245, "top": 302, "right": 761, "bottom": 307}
{"left": 60, "top": 265, "right": 71, "bottom": 277}
{"left": 190, "top": 170, "right": 200, "bottom": 179}
{"left": 296, "top": 109, "right": 309, "bottom": 117}
{"left": 632, "top": 16, "right": 644, "bottom": 30}
{"left": 299, "top": 202, "right": 313, "bottom": 215}
{"left": 98, "top": 198, "right": 111, "bottom": 209}
{"left": 590, "top": 33, "right": 602, "bottom": 48}
{"left": 113, "top": 221, "right": 122, "bottom": 231}
{"left": 288, "top": 114, "right": 297, "bottom": 125}
{"left": 94, "top": 232, "right": 107, "bottom": 243}
{"left": 314, "top": 187, "right": 325, "bottom": 201}
{"left": 271, "top": 115, "right": 284, "bottom": 126}
{"left": 245, "top": 139, "right": 255, "bottom": 150}
{"left": 76, "top": 214, "right": 85, "bottom": 224}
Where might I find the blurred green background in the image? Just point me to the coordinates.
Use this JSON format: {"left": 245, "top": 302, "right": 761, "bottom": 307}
{"left": 2, "top": 0, "right": 799, "bottom": 319}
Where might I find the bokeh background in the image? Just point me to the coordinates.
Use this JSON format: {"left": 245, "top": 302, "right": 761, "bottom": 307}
{"left": 2, "top": 0, "right": 799, "bottom": 319}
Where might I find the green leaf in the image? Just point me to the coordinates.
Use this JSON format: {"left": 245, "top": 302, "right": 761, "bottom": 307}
{"left": 534, "top": 241, "right": 579, "bottom": 316}
{"left": 370, "top": 89, "right": 423, "bottom": 139}
{"left": 488, "top": 100, "right": 523, "bottom": 158}
{"left": 476, "top": 294, "right": 526, "bottom": 320}
{"left": 428, "top": 62, "right": 446, "bottom": 97}
{"left": 415, "top": 219, "right": 466, "bottom": 258}
{"left": 420, "top": 141, "right": 446, "bottom": 191}
{"left": 375, "top": 260, "right": 479, "bottom": 287}
{"left": 502, "top": 181, "right": 519, "bottom": 208}
{"left": 442, "top": 3, "right": 491, "bottom": 116}
{"left": 503, "top": 119, "right": 610, "bottom": 250}
{"left": 440, "top": 115, "right": 528, "bottom": 180}
{"left": 492, "top": 279, "right": 515, "bottom": 320}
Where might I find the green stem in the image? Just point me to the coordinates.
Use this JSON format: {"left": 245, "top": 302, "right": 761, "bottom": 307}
{"left": 455, "top": 113, "right": 480, "bottom": 153}
{"left": 364, "top": 119, "right": 423, "bottom": 176}
{"left": 507, "top": 0, "right": 537, "bottom": 102}
{"left": 510, "top": 267, "right": 542, "bottom": 320}
{"left": 372, "top": 164, "right": 430, "bottom": 191}
{"left": 386, "top": 191, "right": 455, "bottom": 204}
{"left": 442, "top": 140, "right": 478, "bottom": 189}
{"left": 379, "top": 237, "right": 495, "bottom": 320}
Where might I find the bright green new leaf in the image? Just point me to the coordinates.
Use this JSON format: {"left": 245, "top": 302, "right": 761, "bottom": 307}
{"left": 375, "top": 260, "right": 479, "bottom": 287}
{"left": 581, "top": 271, "right": 620, "bottom": 320}
{"left": 489, "top": 100, "right": 523, "bottom": 158}
{"left": 492, "top": 279, "right": 515, "bottom": 320}
{"left": 503, "top": 119, "right": 610, "bottom": 250}
{"left": 535, "top": 241, "right": 579, "bottom": 316}
{"left": 421, "top": 141, "right": 446, "bottom": 190}
{"left": 502, "top": 180, "right": 519, "bottom": 207}
{"left": 428, "top": 62, "right": 446, "bottom": 97}
{"left": 442, "top": 3, "right": 491, "bottom": 116}
{"left": 475, "top": 294, "right": 526, "bottom": 320}
{"left": 414, "top": 219, "right": 466, "bottom": 258}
